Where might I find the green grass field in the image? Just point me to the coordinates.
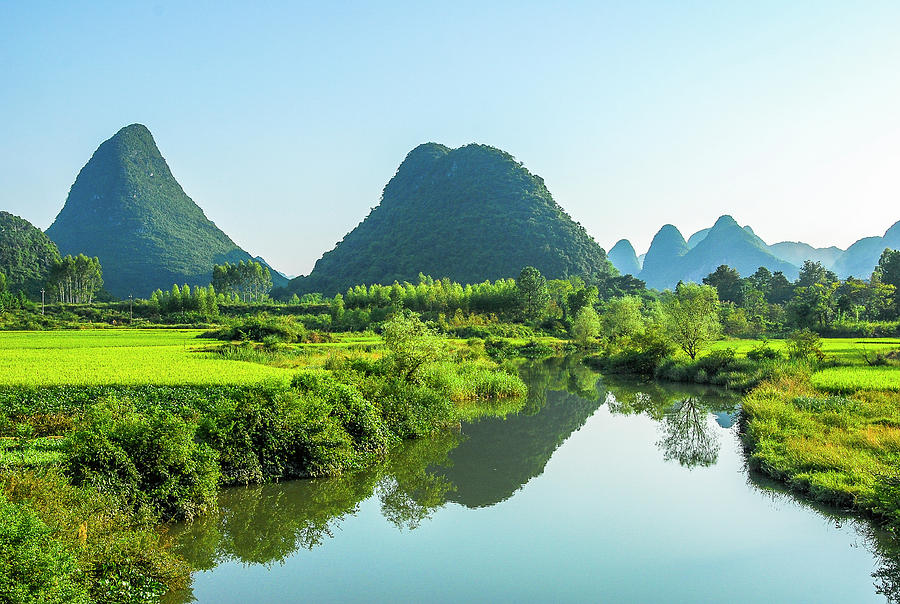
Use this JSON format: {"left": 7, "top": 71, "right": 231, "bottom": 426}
{"left": 710, "top": 337, "right": 900, "bottom": 364}
{"left": 0, "top": 330, "right": 294, "bottom": 386}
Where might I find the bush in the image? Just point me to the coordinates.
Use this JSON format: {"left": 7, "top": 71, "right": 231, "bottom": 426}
{"left": 747, "top": 342, "right": 782, "bottom": 361}
{"left": 0, "top": 492, "right": 89, "bottom": 604}
{"left": 787, "top": 328, "right": 824, "bottom": 360}
{"left": 2, "top": 468, "right": 190, "bottom": 602}
{"left": 695, "top": 348, "right": 736, "bottom": 375}
{"left": 64, "top": 400, "right": 220, "bottom": 520}
{"left": 205, "top": 314, "right": 306, "bottom": 343}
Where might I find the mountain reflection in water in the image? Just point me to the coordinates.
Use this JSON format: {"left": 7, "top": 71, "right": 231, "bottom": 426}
{"left": 167, "top": 356, "right": 898, "bottom": 604}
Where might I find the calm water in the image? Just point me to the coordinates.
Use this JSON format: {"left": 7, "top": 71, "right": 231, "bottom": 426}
{"left": 169, "top": 357, "right": 900, "bottom": 603}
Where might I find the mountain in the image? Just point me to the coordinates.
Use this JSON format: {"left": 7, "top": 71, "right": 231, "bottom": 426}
{"left": 45, "top": 124, "right": 286, "bottom": 297}
{"left": 686, "top": 228, "right": 710, "bottom": 249}
{"left": 832, "top": 220, "right": 900, "bottom": 278}
{"left": 638, "top": 224, "right": 689, "bottom": 290}
{"left": 0, "top": 212, "right": 61, "bottom": 297}
{"left": 675, "top": 215, "right": 797, "bottom": 284}
{"left": 638, "top": 216, "right": 798, "bottom": 290}
{"left": 769, "top": 241, "right": 843, "bottom": 269}
{"left": 287, "top": 143, "right": 614, "bottom": 295}
{"left": 607, "top": 239, "right": 641, "bottom": 276}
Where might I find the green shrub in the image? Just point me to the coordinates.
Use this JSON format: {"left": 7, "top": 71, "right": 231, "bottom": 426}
{"left": 747, "top": 342, "right": 782, "bottom": 361}
{"left": 64, "top": 400, "right": 220, "bottom": 520}
{"left": 0, "top": 493, "right": 89, "bottom": 604}
{"left": 787, "top": 328, "right": 824, "bottom": 360}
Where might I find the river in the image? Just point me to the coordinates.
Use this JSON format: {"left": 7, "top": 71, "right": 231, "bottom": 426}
{"left": 168, "top": 356, "right": 899, "bottom": 603}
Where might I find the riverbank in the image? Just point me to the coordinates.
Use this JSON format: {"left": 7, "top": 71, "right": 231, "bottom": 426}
{"left": 585, "top": 336, "right": 900, "bottom": 533}
{"left": 0, "top": 325, "right": 527, "bottom": 600}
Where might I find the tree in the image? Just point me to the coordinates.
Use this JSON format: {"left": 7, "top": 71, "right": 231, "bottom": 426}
{"left": 797, "top": 260, "right": 837, "bottom": 288}
{"left": 571, "top": 306, "right": 601, "bottom": 346}
{"left": 663, "top": 283, "right": 721, "bottom": 360}
{"left": 46, "top": 254, "right": 103, "bottom": 304}
{"left": 211, "top": 260, "right": 273, "bottom": 303}
{"left": 516, "top": 266, "right": 549, "bottom": 322}
{"left": 703, "top": 265, "right": 743, "bottom": 304}
{"left": 567, "top": 285, "right": 598, "bottom": 317}
{"left": 381, "top": 310, "right": 445, "bottom": 381}
{"left": 600, "top": 295, "right": 643, "bottom": 343}
{"left": 875, "top": 248, "right": 900, "bottom": 315}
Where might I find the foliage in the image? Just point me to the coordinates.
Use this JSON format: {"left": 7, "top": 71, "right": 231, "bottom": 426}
{"left": 0, "top": 211, "right": 61, "bottom": 299}
{"left": 381, "top": 310, "right": 446, "bottom": 381}
{"left": 64, "top": 399, "right": 220, "bottom": 521}
{"left": 206, "top": 314, "right": 307, "bottom": 343}
{"left": 0, "top": 491, "right": 89, "bottom": 604}
{"left": 3, "top": 467, "right": 190, "bottom": 602}
{"left": 786, "top": 328, "right": 823, "bottom": 360}
{"left": 212, "top": 260, "right": 273, "bottom": 303}
{"left": 662, "top": 282, "right": 721, "bottom": 359}
{"left": 571, "top": 305, "right": 601, "bottom": 346}
{"left": 46, "top": 254, "right": 103, "bottom": 304}
{"left": 599, "top": 295, "right": 643, "bottom": 345}
{"left": 516, "top": 266, "right": 550, "bottom": 321}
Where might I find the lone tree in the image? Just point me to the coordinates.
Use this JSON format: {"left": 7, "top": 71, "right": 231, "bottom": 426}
{"left": 663, "top": 282, "right": 721, "bottom": 360}
{"left": 382, "top": 310, "right": 445, "bottom": 381}
{"left": 571, "top": 305, "right": 601, "bottom": 346}
{"left": 516, "top": 266, "right": 549, "bottom": 322}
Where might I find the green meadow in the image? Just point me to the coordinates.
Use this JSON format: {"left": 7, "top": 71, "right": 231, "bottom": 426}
{"left": 0, "top": 330, "right": 292, "bottom": 386}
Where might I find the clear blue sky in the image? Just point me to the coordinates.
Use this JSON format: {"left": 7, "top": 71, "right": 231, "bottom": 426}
{"left": 3, "top": 1, "right": 900, "bottom": 275}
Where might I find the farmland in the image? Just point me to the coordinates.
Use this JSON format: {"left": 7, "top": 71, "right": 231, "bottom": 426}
{"left": 0, "top": 330, "right": 296, "bottom": 386}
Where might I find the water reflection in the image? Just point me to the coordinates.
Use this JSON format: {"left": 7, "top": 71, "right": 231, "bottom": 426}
{"left": 746, "top": 471, "right": 900, "bottom": 602}
{"left": 169, "top": 356, "right": 899, "bottom": 602}
{"left": 601, "top": 375, "right": 738, "bottom": 468}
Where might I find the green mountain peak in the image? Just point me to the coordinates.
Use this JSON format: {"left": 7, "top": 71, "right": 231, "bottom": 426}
{"left": 287, "top": 142, "right": 613, "bottom": 295}
{"left": 46, "top": 125, "right": 285, "bottom": 297}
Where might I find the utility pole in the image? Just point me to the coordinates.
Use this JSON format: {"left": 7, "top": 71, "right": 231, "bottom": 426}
{"left": 129, "top": 294, "right": 133, "bottom": 321}
{"left": 40, "top": 289, "right": 45, "bottom": 315}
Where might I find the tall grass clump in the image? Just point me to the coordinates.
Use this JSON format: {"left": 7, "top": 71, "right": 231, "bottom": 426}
{"left": 742, "top": 373, "right": 900, "bottom": 531}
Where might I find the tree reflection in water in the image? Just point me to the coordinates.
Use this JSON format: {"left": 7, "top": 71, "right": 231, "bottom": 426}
{"left": 167, "top": 357, "right": 900, "bottom": 603}
{"left": 657, "top": 397, "right": 720, "bottom": 468}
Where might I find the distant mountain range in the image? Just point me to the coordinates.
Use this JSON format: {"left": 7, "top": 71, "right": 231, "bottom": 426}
{"left": 608, "top": 215, "right": 900, "bottom": 290}
{"left": 285, "top": 142, "right": 614, "bottom": 296}
{"left": 44, "top": 124, "right": 286, "bottom": 297}
{"left": 5, "top": 124, "right": 898, "bottom": 299}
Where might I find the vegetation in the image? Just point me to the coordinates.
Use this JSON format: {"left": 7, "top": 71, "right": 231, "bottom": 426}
{"left": 0, "top": 211, "right": 61, "bottom": 298}
{"left": 0, "top": 314, "right": 528, "bottom": 598}
{"left": 284, "top": 142, "right": 615, "bottom": 296}
{"left": 211, "top": 260, "right": 273, "bottom": 303}
{"left": 46, "top": 254, "right": 103, "bottom": 304}
{"left": 44, "top": 124, "right": 286, "bottom": 298}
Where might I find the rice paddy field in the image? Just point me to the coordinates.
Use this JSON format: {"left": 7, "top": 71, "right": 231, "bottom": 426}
{"left": 0, "top": 329, "right": 295, "bottom": 386}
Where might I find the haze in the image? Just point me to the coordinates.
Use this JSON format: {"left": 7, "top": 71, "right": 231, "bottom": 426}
{"left": 2, "top": 1, "right": 899, "bottom": 276}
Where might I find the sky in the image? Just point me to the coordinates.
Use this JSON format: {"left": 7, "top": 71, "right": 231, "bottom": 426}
{"left": 2, "top": 1, "right": 900, "bottom": 276}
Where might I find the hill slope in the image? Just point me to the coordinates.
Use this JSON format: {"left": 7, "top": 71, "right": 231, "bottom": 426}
{"left": 769, "top": 241, "right": 844, "bottom": 269}
{"left": 0, "top": 212, "right": 61, "bottom": 297}
{"left": 46, "top": 124, "right": 285, "bottom": 297}
{"left": 832, "top": 220, "right": 900, "bottom": 278}
{"left": 288, "top": 143, "right": 614, "bottom": 295}
{"left": 607, "top": 239, "right": 641, "bottom": 276}
{"left": 638, "top": 224, "right": 689, "bottom": 290}
{"left": 676, "top": 215, "right": 798, "bottom": 283}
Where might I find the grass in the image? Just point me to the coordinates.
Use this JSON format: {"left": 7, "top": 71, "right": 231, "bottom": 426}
{"left": 742, "top": 374, "right": 900, "bottom": 528}
{"left": 812, "top": 367, "right": 900, "bottom": 393}
{"left": 0, "top": 330, "right": 293, "bottom": 386}
{"left": 709, "top": 337, "right": 900, "bottom": 364}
